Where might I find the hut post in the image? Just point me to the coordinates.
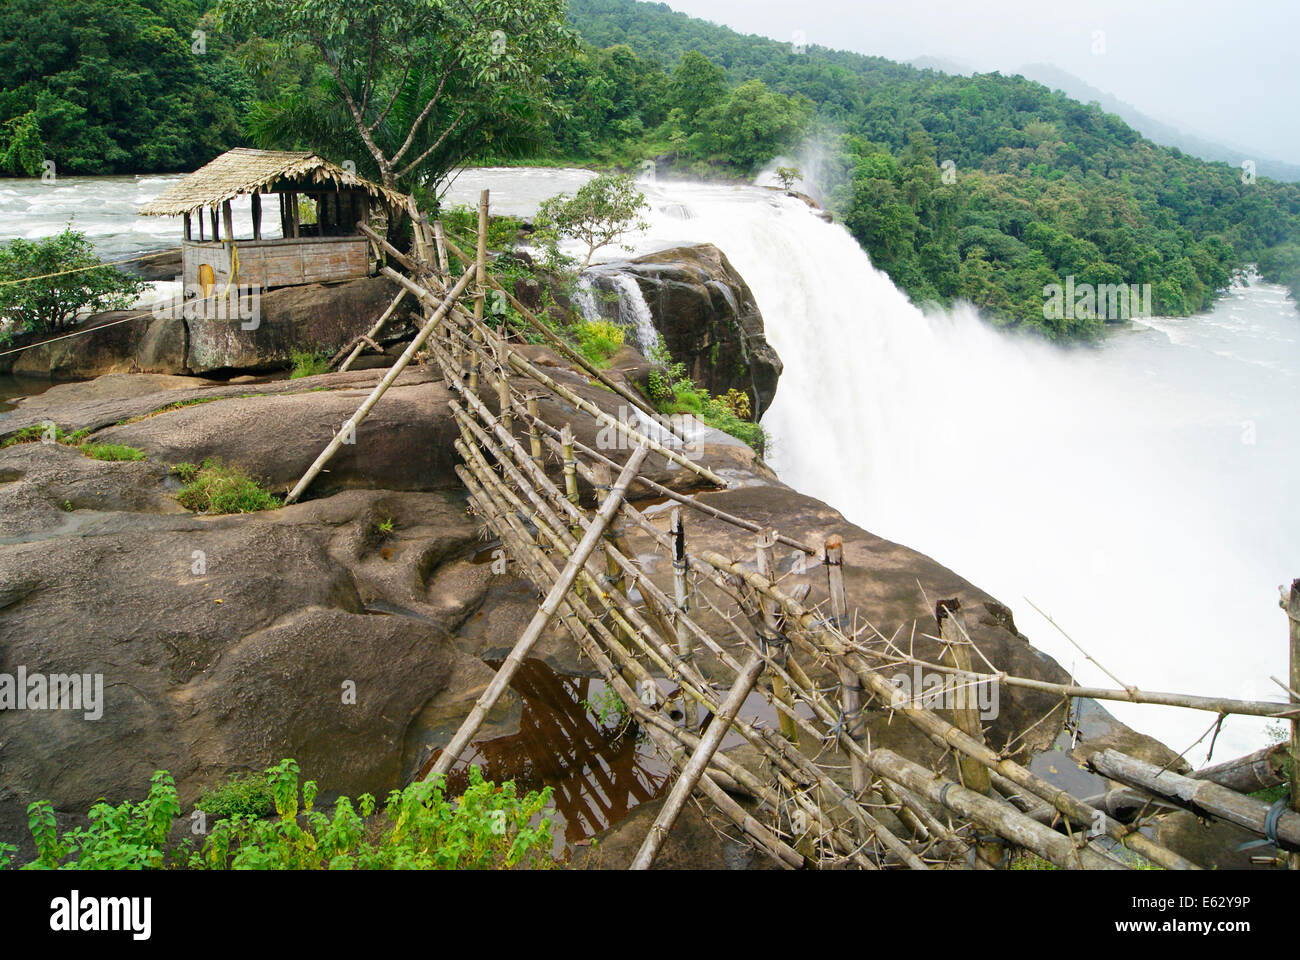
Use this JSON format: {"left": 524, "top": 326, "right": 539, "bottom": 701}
{"left": 184, "top": 213, "right": 192, "bottom": 241}
{"left": 755, "top": 529, "right": 799, "bottom": 744}
{"left": 671, "top": 508, "right": 699, "bottom": 729}
{"left": 825, "top": 535, "right": 869, "bottom": 827}
{"left": 222, "top": 200, "right": 234, "bottom": 245}
{"left": 209, "top": 207, "right": 219, "bottom": 242}
{"left": 251, "top": 191, "right": 262, "bottom": 240}
{"left": 526, "top": 392, "right": 545, "bottom": 472}
{"left": 289, "top": 192, "right": 300, "bottom": 238}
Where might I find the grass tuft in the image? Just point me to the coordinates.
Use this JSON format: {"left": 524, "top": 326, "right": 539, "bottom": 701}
{"left": 174, "top": 458, "right": 281, "bottom": 514}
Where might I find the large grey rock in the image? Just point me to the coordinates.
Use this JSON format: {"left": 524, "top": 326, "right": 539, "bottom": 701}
{"left": 585, "top": 244, "right": 783, "bottom": 418}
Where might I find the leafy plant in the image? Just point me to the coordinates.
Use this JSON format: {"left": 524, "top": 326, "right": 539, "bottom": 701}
{"left": 197, "top": 774, "right": 275, "bottom": 822}
{"left": 582, "top": 685, "right": 632, "bottom": 736}
{"left": 535, "top": 174, "right": 649, "bottom": 269}
{"left": 774, "top": 165, "right": 801, "bottom": 191}
{"left": 174, "top": 458, "right": 281, "bottom": 514}
{"left": 575, "top": 319, "right": 624, "bottom": 367}
{"left": 0, "top": 227, "right": 147, "bottom": 343}
{"left": 289, "top": 348, "right": 331, "bottom": 379}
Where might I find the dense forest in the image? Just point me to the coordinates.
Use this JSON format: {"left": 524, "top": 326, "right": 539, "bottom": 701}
{"left": 2, "top": 0, "right": 1298, "bottom": 338}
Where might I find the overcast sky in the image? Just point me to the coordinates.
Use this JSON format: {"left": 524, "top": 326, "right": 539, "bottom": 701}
{"left": 665, "top": 0, "right": 1300, "bottom": 163}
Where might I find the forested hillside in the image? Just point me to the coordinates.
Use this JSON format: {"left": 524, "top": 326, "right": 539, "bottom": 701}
{"left": 1, "top": 0, "right": 1297, "bottom": 339}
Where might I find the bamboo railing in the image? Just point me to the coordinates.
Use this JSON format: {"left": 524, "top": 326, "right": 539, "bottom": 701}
{"left": 281, "top": 190, "right": 1299, "bottom": 871}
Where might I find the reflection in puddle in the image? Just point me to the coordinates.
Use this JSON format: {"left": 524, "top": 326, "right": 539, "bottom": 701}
{"left": 420, "top": 658, "right": 671, "bottom": 850}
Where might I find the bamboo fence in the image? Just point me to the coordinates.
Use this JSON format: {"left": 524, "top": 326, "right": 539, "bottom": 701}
{"left": 280, "top": 191, "right": 1300, "bottom": 870}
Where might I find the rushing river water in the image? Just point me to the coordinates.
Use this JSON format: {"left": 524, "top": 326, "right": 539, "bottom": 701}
{"left": 4, "top": 167, "right": 1295, "bottom": 760}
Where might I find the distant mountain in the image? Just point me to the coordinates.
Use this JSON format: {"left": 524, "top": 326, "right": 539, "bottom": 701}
{"left": 1013, "top": 63, "right": 1300, "bottom": 183}
{"left": 907, "top": 56, "right": 976, "bottom": 76}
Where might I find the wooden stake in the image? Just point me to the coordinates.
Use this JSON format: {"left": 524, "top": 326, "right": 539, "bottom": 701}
{"left": 755, "top": 529, "right": 799, "bottom": 744}
{"left": 468, "top": 189, "right": 488, "bottom": 393}
{"left": 825, "top": 534, "right": 869, "bottom": 823}
{"left": 425, "top": 442, "right": 650, "bottom": 781}
{"left": 631, "top": 653, "right": 766, "bottom": 869}
{"left": 525, "top": 393, "right": 545, "bottom": 472}
{"left": 671, "top": 509, "right": 699, "bottom": 730}
{"left": 434, "top": 220, "right": 449, "bottom": 277}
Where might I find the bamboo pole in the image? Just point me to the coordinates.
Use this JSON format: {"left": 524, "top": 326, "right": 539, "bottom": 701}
{"left": 671, "top": 509, "right": 699, "bottom": 730}
{"left": 438, "top": 231, "right": 688, "bottom": 443}
{"left": 425, "top": 442, "right": 650, "bottom": 780}
{"left": 525, "top": 393, "right": 545, "bottom": 472}
{"left": 698, "top": 549, "right": 1194, "bottom": 870}
{"left": 631, "top": 653, "right": 766, "bottom": 869}
{"left": 335, "top": 288, "right": 409, "bottom": 372}
{"left": 504, "top": 350, "right": 728, "bottom": 487}
{"left": 283, "top": 264, "right": 475, "bottom": 504}
{"left": 755, "top": 530, "right": 799, "bottom": 744}
{"left": 1192, "top": 743, "right": 1290, "bottom": 794}
{"left": 1090, "top": 748, "right": 1300, "bottom": 852}
{"left": 825, "top": 535, "right": 869, "bottom": 819}
{"left": 433, "top": 220, "right": 449, "bottom": 277}
{"left": 468, "top": 189, "right": 488, "bottom": 393}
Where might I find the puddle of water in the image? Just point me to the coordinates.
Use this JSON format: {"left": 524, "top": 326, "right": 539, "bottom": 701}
{"left": 0, "top": 376, "right": 57, "bottom": 414}
{"left": 418, "top": 658, "right": 671, "bottom": 853}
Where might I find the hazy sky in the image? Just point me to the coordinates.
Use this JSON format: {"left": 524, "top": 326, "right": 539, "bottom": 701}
{"left": 665, "top": 0, "right": 1300, "bottom": 163}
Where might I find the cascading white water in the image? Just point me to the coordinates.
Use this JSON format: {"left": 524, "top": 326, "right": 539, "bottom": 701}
{"left": 609, "top": 273, "right": 660, "bottom": 355}
{"left": 616, "top": 178, "right": 1299, "bottom": 760}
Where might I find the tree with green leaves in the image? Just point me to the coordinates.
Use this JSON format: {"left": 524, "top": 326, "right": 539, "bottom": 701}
{"left": 220, "top": 0, "right": 577, "bottom": 198}
{"left": 774, "top": 166, "right": 801, "bottom": 192}
{"left": 0, "top": 228, "right": 147, "bottom": 343}
{"left": 535, "top": 174, "right": 649, "bottom": 269}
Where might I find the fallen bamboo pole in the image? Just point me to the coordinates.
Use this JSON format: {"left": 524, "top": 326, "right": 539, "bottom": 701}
{"left": 671, "top": 508, "right": 699, "bottom": 730}
{"left": 468, "top": 189, "right": 488, "bottom": 393}
{"left": 335, "top": 288, "right": 409, "bottom": 372}
{"left": 284, "top": 264, "right": 475, "bottom": 504}
{"left": 631, "top": 653, "right": 766, "bottom": 869}
{"left": 424, "top": 441, "right": 650, "bottom": 780}
{"left": 1191, "top": 743, "right": 1290, "bottom": 794}
{"left": 755, "top": 530, "right": 799, "bottom": 744}
{"left": 1089, "top": 748, "right": 1300, "bottom": 852}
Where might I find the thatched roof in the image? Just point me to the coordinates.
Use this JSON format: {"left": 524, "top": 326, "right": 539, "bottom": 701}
{"left": 138, "top": 148, "right": 406, "bottom": 217}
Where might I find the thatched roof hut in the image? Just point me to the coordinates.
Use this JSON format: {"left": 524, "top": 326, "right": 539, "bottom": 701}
{"left": 140, "top": 148, "right": 407, "bottom": 300}
{"left": 138, "top": 148, "right": 404, "bottom": 217}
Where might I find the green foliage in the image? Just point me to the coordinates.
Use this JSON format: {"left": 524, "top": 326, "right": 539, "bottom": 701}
{"left": 175, "top": 458, "right": 281, "bottom": 514}
{"left": 8, "top": 760, "right": 556, "bottom": 870}
{"left": 647, "top": 338, "right": 769, "bottom": 454}
{"left": 196, "top": 760, "right": 554, "bottom": 870}
{"left": 575, "top": 318, "right": 625, "bottom": 367}
{"left": 536, "top": 174, "right": 649, "bottom": 268}
{"left": 775, "top": 166, "right": 801, "bottom": 191}
{"left": 78, "top": 442, "right": 145, "bottom": 462}
{"left": 581, "top": 685, "right": 632, "bottom": 736}
{"left": 221, "top": 0, "right": 577, "bottom": 194}
{"left": 23, "top": 772, "right": 182, "bottom": 870}
{"left": 0, "top": 228, "right": 147, "bottom": 343}
{"left": 0, "top": 0, "right": 250, "bottom": 175}
{"left": 556, "top": 0, "right": 1300, "bottom": 340}
{"left": 289, "top": 348, "right": 331, "bottom": 379}
{"left": 197, "top": 773, "right": 275, "bottom": 822}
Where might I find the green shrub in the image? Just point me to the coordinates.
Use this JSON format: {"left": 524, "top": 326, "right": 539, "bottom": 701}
{"left": 0, "top": 227, "right": 147, "bottom": 343}
{"left": 575, "top": 319, "right": 624, "bottom": 367}
{"left": 289, "top": 349, "right": 332, "bottom": 379}
{"left": 197, "top": 774, "right": 275, "bottom": 822}
{"left": 79, "top": 442, "right": 145, "bottom": 462}
{"left": 7, "top": 760, "right": 556, "bottom": 871}
{"left": 175, "top": 458, "right": 281, "bottom": 514}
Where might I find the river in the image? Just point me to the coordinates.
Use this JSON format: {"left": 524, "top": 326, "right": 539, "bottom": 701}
{"left": 4, "top": 167, "right": 1295, "bottom": 758}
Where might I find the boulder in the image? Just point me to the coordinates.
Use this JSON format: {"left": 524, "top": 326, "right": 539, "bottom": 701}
{"left": 0, "top": 275, "right": 415, "bottom": 380}
{"left": 584, "top": 244, "right": 783, "bottom": 418}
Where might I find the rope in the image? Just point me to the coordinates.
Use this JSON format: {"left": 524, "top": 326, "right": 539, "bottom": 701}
{"left": 1236, "top": 797, "right": 1291, "bottom": 852}
{"left": 0, "top": 249, "right": 162, "bottom": 286}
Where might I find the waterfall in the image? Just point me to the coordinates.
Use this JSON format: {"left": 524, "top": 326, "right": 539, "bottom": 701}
{"left": 610, "top": 274, "right": 660, "bottom": 355}
{"left": 618, "top": 179, "right": 1300, "bottom": 759}
{"left": 572, "top": 277, "right": 600, "bottom": 322}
